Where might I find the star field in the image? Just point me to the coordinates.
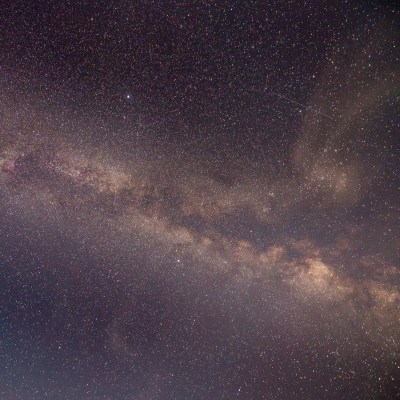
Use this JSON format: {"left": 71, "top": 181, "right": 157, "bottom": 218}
{"left": 0, "top": 1, "right": 399, "bottom": 399}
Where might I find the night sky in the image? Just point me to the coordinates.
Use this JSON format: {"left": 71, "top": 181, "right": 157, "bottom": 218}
{"left": 0, "top": 1, "right": 399, "bottom": 399}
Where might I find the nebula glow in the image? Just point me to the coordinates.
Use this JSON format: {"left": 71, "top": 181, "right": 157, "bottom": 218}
{"left": 0, "top": 2, "right": 399, "bottom": 399}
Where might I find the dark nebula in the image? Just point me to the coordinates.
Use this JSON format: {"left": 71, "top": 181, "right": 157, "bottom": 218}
{"left": 0, "top": 1, "right": 399, "bottom": 399}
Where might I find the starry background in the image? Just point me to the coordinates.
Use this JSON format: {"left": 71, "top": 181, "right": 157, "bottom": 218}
{"left": 0, "top": 1, "right": 399, "bottom": 399}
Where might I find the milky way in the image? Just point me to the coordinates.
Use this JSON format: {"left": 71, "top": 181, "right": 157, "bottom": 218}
{"left": 0, "top": 1, "right": 399, "bottom": 399}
